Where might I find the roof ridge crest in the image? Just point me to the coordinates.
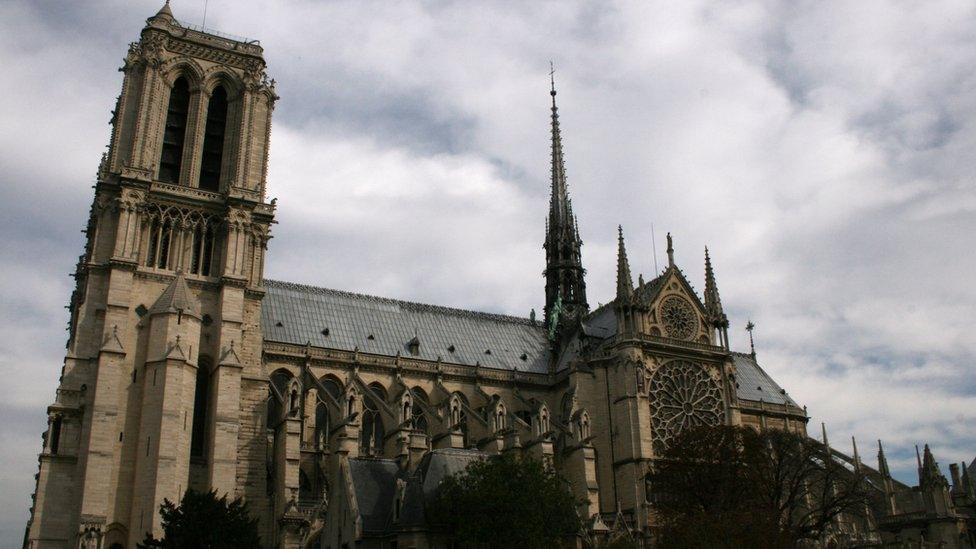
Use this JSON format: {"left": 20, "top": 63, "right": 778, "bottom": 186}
{"left": 265, "top": 279, "right": 538, "bottom": 326}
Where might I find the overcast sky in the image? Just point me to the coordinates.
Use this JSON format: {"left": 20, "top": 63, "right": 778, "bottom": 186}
{"left": 2, "top": 0, "right": 975, "bottom": 545}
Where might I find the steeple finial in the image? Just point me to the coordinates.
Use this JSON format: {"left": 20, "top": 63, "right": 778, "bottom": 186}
{"left": 877, "top": 440, "right": 891, "bottom": 478}
{"left": 852, "top": 436, "right": 861, "bottom": 471}
{"left": 821, "top": 422, "right": 830, "bottom": 449}
{"left": 616, "top": 225, "right": 633, "bottom": 301}
{"left": 666, "top": 232, "right": 675, "bottom": 267}
{"left": 153, "top": 0, "right": 174, "bottom": 20}
{"left": 550, "top": 60, "right": 557, "bottom": 101}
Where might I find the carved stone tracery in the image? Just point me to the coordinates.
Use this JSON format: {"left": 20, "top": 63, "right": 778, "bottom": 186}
{"left": 648, "top": 360, "right": 724, "bottom": 454}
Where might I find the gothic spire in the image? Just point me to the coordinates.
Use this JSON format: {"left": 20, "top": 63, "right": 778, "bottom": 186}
{"left": 616, "top": 226, "right": 633, "bottom": 301}
{"left": 878, "top": 440, "right": 891, "bottom": 478}
{"left": 543, "top": 66, "right": 588, "bottom": 334}
{"left": 548, "top": 63, "right": 573, "bottom": 231}
{"left": 704, "top": 247, "right": 727, "bottom": 323}
{"left": 821, "top": 422, "right": 830, "bottom": 449}
{"left": 852, "top": 436, "right": 862, "bottom": 472}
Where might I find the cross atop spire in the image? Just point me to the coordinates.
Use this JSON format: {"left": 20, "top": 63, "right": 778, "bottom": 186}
{"left": 550, "top": 61, "right": 557, "bottom": 100}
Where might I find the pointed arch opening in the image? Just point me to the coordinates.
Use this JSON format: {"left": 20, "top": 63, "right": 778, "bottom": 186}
{"left": 199, "top": 85, "right": 228, "bottom": 191}
{"left": 360, "top": 384, "right": 386, "bottom": 456}
{"left": 159, "top": 77, "right": 190, "bottom": 184}
{"left": 410, "top": 387, "right": 429, "bottom": 435}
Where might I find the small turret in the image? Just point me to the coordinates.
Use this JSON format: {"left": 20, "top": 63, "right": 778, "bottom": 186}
{"left": 150, "top": 0, "right": 175, "bottom": 23}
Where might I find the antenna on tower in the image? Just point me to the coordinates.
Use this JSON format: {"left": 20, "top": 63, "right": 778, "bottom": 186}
{"left": 651, "top": 223, "right": 659, "bottom": 273}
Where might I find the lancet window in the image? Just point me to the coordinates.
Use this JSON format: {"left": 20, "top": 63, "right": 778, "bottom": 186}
{"left": 199, "top": 85, "right": 228, "bottom": 191}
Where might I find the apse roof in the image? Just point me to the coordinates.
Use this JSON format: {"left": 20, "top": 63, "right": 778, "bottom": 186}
{"left": 732, "top": 352, "right": 800, "bottom": 407}
{"left": 261, "top": 280, "right": 551, "bottom": 374}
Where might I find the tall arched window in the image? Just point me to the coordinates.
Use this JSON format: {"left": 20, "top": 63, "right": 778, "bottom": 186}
{"left": 199, "top": 85, "right": 228, "bottom": 191}
{"left": 190, "top": 356, "right": 211, "bottom": 458}
{"left": 360, "top": 384, "right": 385, "bottom": 456}
{"left": 159, "top": 77, "right": 190, "bottom": 184}
{"left": 146, "top": 218, "right": 173, "bottom": 269}
{"left": 451, "top": 392, "right": 469, "bottom": 447}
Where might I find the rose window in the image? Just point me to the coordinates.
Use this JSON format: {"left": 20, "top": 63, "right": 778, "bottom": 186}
{"left": 659, "top": 295, "right": 696, "bottom": 340}
{"left": 648, "top": 360, "right": 724, "bottom": 454}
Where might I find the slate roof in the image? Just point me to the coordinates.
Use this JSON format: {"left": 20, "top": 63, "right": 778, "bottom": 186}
{"left": 261, "top": 280, "right": 550, "bottom": 374}
{"left": 349, "top": 449, "right": 487, "bottom": 535}
{"left": 348, "top": 459, "right": 400, "bottom": 533}
{"left": 731, "top": 352, "right": 799, "bottom": 407}
{"left": 148, "top": 273, "right": 200, "bottom": 317}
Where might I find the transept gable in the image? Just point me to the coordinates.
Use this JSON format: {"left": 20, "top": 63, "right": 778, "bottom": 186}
{"left": 637, "top": 267, "right": 710, "bottom": 344}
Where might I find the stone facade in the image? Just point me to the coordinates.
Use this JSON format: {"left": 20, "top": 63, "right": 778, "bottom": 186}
{"left": 23, "top": 4, "right": 973, "bottom": 549}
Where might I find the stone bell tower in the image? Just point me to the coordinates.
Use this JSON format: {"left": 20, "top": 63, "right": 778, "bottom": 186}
{"left": 24, "top": 3, "right": 277, "bottom": 547}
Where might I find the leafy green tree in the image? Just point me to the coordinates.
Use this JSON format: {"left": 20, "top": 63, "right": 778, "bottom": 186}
{"left": 138, "top": 489, "right": 262, "bottom": 549}
{"left": 427, "top": 453, "right": 582, "bottom": 548}
{"left": 649, "top": 425, "right": 872, "bottom": 549}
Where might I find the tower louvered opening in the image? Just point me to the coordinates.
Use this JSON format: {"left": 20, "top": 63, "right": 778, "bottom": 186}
{"left": 158, "top": 77, "right": 190, "bottom": 184}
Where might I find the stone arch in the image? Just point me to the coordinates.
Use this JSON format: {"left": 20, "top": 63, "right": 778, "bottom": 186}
{"left": 159, "top": 57, "right": 206, "bottom": 91}
{"left": 202, "top": 68, "right": 244, "bottom": 100}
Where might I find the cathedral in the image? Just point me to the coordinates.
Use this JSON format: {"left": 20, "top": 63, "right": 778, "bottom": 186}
{"left": 23, "top": 4, "right": 975, "bottom": 549}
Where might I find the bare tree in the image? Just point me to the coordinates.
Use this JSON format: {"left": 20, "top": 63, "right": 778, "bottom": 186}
{"left": 649, "top": 425, "right": 872, "bottom": 549}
